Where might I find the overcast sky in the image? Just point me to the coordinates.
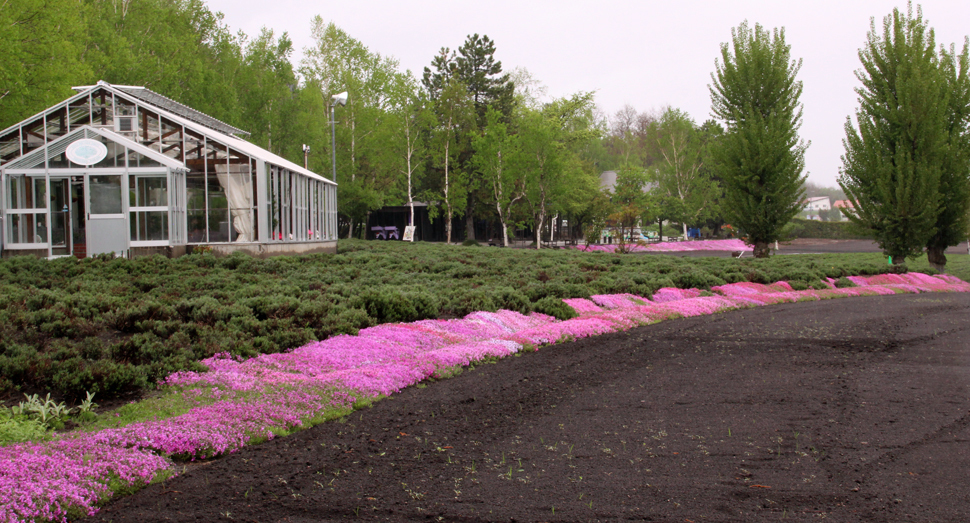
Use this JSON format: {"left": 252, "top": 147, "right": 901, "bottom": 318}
{"left": 205, "top": 0, "right": 970, "bottom": 188}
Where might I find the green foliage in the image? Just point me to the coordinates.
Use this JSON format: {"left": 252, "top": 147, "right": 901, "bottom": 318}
{"left": 0, "top": 408, "right": 49, "bottom": 446}
{"left": 0, "top": 242, "right": 942, "bottom": 400}
{"left": 0, "top": 0, "right": 87, "bottom": 124}
{"left": 835, "top": 277, "right": 858, "bottom": 288}
{"left": 532, "top": 296, "right": 578, "bottom": 321}
{"left": 710, "top": 21, "right": 808, "bottom": 257}
{"left": 783, "top": 218, "right": 873, "bottom": 240}
{"left": 927, "top": 35, "right": 970, "bottom": 269}
{"left": 651, "top": 107, "right": 722, "bottom": 232}
{"left": 0, "top": 391, "right": 100, "bottom": 444}
{"left": 839, "top": 4, "right": 954, "bottom": 265}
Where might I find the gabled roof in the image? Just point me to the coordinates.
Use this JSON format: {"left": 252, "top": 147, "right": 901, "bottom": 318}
{"left": 72, "top": 81, "right": 249, "bottom": 137}
{"left": 1, "top": 81, "right": 335, "bottom": 185}
{"left": 3, "top": 125, "right": 186, "bottom": 171}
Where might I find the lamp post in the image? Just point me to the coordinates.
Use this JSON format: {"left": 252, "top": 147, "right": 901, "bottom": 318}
{"left": 329, "top": 91, "right": 348, "bottom": 182}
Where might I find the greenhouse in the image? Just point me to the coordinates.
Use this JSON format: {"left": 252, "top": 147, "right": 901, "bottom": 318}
{"left": 0, "top": 81, "right": 337, "bottom": 259}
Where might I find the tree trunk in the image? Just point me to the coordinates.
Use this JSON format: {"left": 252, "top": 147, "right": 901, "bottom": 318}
{"left": 445, "top": 207, "right": 452, "bottom": 244}
{"left": 658, "top": 219, "right": 663, "bottom": 241}
{"left": 465, "top": 195, "right": 475, "bottom": 242}
{"left": 682, "top": 222, "right": 688, "bottom": 241}
{"left": 753, "top": 241, "right": 771, "bottom": 258}
{"left": 927, "top": 247, "right": 947, "bottom": 272}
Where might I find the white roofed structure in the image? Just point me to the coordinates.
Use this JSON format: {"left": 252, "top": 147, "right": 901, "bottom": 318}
{"left": 0, "top": 81, "right": 337, "bottom": 259}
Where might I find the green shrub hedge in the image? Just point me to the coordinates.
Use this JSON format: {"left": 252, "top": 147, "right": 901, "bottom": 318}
{"left": 0, "top": 240, "right": 918, "bottom": 401}
{"left": 783, "top": 218, "right": 873, "bottom": 240}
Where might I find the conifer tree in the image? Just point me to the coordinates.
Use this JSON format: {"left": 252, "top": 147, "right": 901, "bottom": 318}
{"left": 839, "top": 5, "right": 968, "bottom": 267}
{"left": 709, "top": 22, "right": 808, "bottom": 258}
{"left": 926, "top": 37, "right": 970, "bottom": 271}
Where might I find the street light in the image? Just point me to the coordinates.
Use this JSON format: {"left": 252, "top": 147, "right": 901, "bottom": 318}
{"left": 330, "top": 91, "right": 348, "bottom": 182}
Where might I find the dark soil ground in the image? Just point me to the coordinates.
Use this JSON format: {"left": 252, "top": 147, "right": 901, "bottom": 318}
{"left": 87, "top": 292, "right": 970, "bottom": 523}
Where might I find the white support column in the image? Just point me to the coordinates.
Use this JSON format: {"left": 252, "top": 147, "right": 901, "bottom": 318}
{"left": 256, "top": 160, "right": 268, "bottom": 243}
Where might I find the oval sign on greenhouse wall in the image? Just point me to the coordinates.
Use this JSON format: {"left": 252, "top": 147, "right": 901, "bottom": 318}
{"left": 66, "top": 139, "right": 108, "bottom": 166}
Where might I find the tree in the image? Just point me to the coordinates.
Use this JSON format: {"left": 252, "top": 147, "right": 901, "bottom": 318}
{"left": 473, "top": 107, "right": 523, "bottom": 247}
{"left": 607, "top": 166, "right": 651, "bottom": 252}
{"left": 423, "top": 34, "right": 514, "bottom": 241}
{"left": 302, "top": 19, "right": 402, "bottom": 238}
{"left": 838, "top": 5, "right": 966, "bottom": 267}
{"left": 520, "top": 92, "right": 599, "bottom": 249}
{"left": 926, "top": 34, "right": 970, "bottom": 270}
{"left": 602, "top": 105, "right": 656, "bottom": 171}
{"left": 709, "top": 21, "right": 808, "bottom": 258}
{"left": 386, "top": 73, "right": 430, "bottom": 231}
{"left": 236, "top": 29, "right": 299, "bottom": 156}
{"left": 0, "top": 0, "right": 87, "bottom": 124}
{"left": 427, "top": 78, "right": 475, "bottom": 243}
{"left": 652, "top": 107, "right": 722, "bottom": 239}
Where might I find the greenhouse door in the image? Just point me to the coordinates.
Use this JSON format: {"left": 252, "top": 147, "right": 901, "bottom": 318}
{"left": 85, "top": 174, "right": 127, "bottom": 257}
{"left": 49, "top": 178, "right": 73, "bottom": 257}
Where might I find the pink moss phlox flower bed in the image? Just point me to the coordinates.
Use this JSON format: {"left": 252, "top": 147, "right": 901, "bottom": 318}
{"left": 3, "top": 273, "right": 968, "bottom": 522}
{"left": 575, "top": 238, "right": 751, "bottom": 253}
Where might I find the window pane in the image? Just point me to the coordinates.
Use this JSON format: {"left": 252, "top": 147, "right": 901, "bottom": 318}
{"left": 130, "top": 211, "right": 168, "bottom": 241}
{"left": 207, "top": 167, "right": 229, "bottom": 242}
{"left": 89, "top": 175, "right": 122, "bottom": 214}
{"left": 6, "top": 175, "right": 47, "bottom": 209}
{"left": 7, "top": 213, "right": 47, "bottom": 243}
{"left": 186, "top": 171, "right": 206, "bottom": 242}
{"left": 130, "top": 176, "right": 167, "bottom": 207}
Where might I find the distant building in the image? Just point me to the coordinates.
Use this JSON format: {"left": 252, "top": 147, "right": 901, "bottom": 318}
{"left": 802, "top": 196, "right": 831, "bottom": 221}
{"left": 832, "top": 200, "right": 855, "bottom": 221}
{"left": 0, "top": 81, "right": 337, "bottom": 259}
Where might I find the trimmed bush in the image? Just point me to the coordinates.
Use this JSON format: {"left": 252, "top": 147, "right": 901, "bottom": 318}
{"left": 532, "top": 296, "right": 578, "bottom": 320}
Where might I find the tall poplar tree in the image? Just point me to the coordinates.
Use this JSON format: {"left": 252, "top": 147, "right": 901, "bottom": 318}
{"left": 709, "top": 22, "right": 808, "bottom": 258}
{"left": 838, "top": 5, "right": 965, "bottom": 267}
{"left": 930, "top": 40, "right": 970, "bottom": 271}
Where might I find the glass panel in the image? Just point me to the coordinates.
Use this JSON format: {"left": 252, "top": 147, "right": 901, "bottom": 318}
{"left": 89, "top": 175, "right": 122, "bottom": 214}
{"left": 0, "top": 127, "right": 20, "bottom": 164}
{"left": 160, "top": 117, "right": 183, "bottom": 161}
{"left": 6, "top": 175, "right": 47, "bottom": 209}
{"left": 86, "top": 136, "right": 121, "bottom": 168}
{"left": 7, "top": 213, "right": 47, "bottom": 243}
{"left": 91, "top": 89, "right": 113, "bottom": 127}
{"left": 207, "top": 169, "right": 229, "bottom": 242}
{"left": 130, "top": 176, "right": 168, "bottom": 207}
{"left": 50, "top": 179, "right": 70, "bottom": 250}
{"left": 68, "top": 95, "right": 91, "bottom": 130}
{"left": 130, "top": 211, "right": 169, "bottom": 241}
{"left": 48, "top": 149, "right": 71, "bottom": 168}
{"left": 20, "top": 118, "right": 46, "bottom": 158}
{"left": 186, "top": 171, "right": 207, "bottom": 242}
{"left": 127, "top": 149, "right": 162, "bottom": 168}
{"left": 44, "top": 108, "right": 68, "bottom": 140}
{"left": 71, "top": 177, "right": 86, "bottom": 248}
{"left": 143, "top": 111, "right": 160, "bottom": 151}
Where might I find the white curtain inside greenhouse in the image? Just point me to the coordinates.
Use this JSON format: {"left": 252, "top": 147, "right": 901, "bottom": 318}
{"left": 215, "top": 163, "right": 253, "bottom": 242}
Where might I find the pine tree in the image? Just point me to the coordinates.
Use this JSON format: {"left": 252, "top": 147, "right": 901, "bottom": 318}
{"left": 839, "top": 5, "right": 957, "bottom": 265}
{"left": 709, "top": 22, "right": 808, "bottom": 258}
